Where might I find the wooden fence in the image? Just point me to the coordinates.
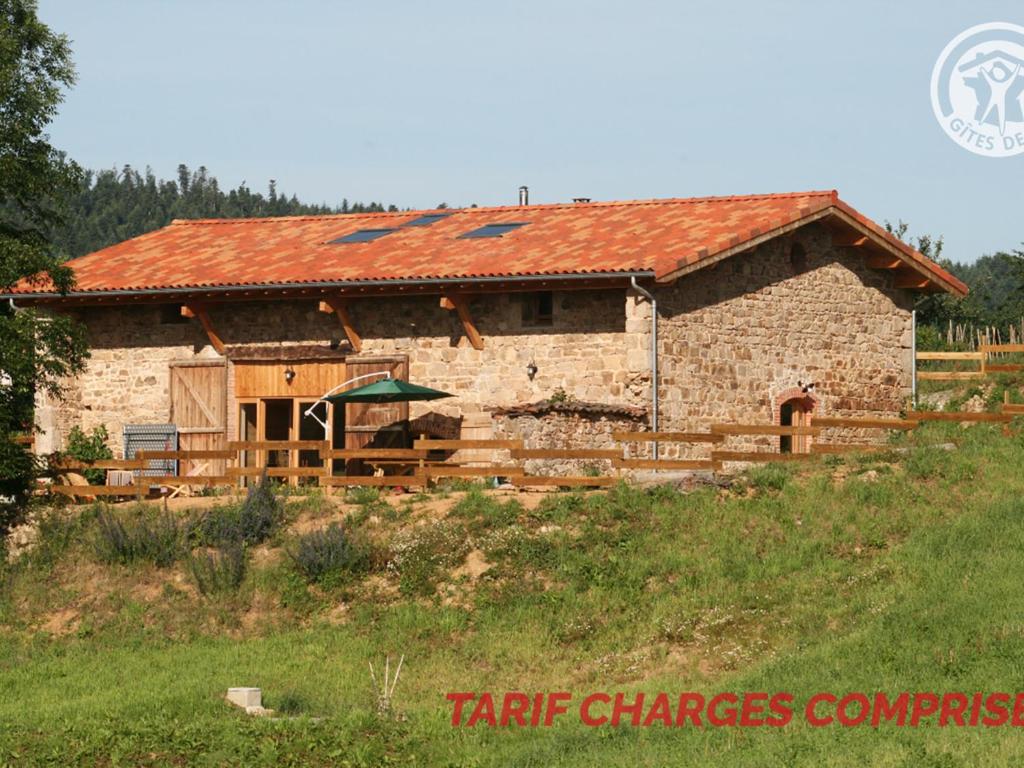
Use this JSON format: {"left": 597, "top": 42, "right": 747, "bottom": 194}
{"left": 917, "top": 344, "right": 1024, "bottom": 381}
{"left": 40, "top": 404, "right": 1023, "bottom": 500}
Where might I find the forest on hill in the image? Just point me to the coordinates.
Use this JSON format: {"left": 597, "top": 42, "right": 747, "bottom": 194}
{"left": 918, "top": 250, "right": 1024, "bottom": 337}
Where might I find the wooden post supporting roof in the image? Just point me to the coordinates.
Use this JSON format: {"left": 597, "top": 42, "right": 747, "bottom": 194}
{"left": 318, "top": 298, "right": 362, "bottom": 352}
{"left": 181, "top": 303, "right": 225, "bottom": 354}
{"left": 440, "top": 294, "right": 483, "bottom": 350}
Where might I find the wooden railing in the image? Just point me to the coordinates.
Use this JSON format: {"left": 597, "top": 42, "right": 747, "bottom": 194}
{"left": 916, "top": 344, "right": 1024, "bottom": 381}
{"left": 39, "top": 405, "right": 1024, "bottom": 499}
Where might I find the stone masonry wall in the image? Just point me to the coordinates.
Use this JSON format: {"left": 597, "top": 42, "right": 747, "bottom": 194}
{"left": 492, "top": 407, "right": 647, "bottom": 476}
{"left": 41, "top": 290, "right": 651, "bottom": 454}
{"left": 651, "top": 221, "right": 915, "bottom": 456}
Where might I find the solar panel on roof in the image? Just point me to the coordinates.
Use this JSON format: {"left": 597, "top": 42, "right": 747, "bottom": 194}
{"left": 457, "top": 222, "right": 529, "bottom": 239}
{"left": 330, "top": 228, "right": 397, "bottom": 244}
{"left": 402, "top": 213, "right": 450, "bottom": 227}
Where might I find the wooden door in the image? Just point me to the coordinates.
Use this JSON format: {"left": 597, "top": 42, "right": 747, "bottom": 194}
{"left": 170, "top": 361, "right": 227, "bottom": 475}
{"left": 780, "top": 399, "right": 809, "bottom": 454}
{"left": 343, "top": 357, "right": 409, "bottom": 453}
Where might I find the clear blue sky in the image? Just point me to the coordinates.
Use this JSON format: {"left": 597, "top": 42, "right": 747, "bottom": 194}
{"left": 38, "top": 0, "right": 1023, "bottom": 264}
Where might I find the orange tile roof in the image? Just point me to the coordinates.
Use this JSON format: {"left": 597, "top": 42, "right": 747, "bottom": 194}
{"left": 8, "top": 190, "right": 967, "bottom": 298}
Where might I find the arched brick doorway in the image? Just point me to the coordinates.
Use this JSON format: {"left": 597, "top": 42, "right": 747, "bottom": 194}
{"left": 775, "top": 388, "right": 817, "bottom": 453}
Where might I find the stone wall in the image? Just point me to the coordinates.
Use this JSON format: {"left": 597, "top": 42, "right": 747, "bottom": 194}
{"left": 492, "top": 403, "right": 647, "bottom": 476}
{"left": 651, "top": 222, "right": 915, "bottom": 455}
{"left": 40, "top": 289, "right": 650, "bottom": 454}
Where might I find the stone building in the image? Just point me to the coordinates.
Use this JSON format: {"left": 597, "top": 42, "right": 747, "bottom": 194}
{"left": 6, "top": 190, "right": 965, "bottom": 464}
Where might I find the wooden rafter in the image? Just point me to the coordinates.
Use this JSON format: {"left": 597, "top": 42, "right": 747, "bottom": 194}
{"left": 318, "top": 298, "right": 362, "bottom": 352}
{"left": 440, "top": 294, "right": 483, "bottom": 350}
{"left": 866, "top": 255, "right": 903, "bottom": 269}
{"left": 893, "top": 273, "right": 931, "bottom": 290}
{"left": 181, "top": 303, "right": 225, "bottom": 354}
{"left": 832, "top": 232, "right": 870, "bottom": 248}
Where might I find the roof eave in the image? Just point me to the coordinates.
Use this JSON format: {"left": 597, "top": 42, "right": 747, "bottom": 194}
{"left": 2, "top": 270, "right": 658, "bottom": 306}
{"left": 654, "top": 204, "right": 968, "bottom": 298}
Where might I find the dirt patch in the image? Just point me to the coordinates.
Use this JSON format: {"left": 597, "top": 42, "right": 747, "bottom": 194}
{"left": 39, "top": 607, "right": 79, "bottom": 636}
{"left": 452, "top": 549, "right": 491, "bottom": 580}
{"left": 290, "top": 506, "right": 355, "bottom": 535}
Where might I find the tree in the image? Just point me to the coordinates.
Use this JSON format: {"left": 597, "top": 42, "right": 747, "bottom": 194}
{"left": 0, "top": 0, "right": 88, "bottom": 532}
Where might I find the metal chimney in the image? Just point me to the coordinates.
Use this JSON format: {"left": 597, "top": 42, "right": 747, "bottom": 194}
{"left": 518, "top": 186, "right": 529, "bottom": 206}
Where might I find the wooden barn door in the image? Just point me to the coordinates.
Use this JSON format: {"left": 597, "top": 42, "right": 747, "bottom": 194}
{"left": 169, "top": 361, "right": 227, "bottom": 475}
{"left": 343, "top": 357, "right": 409, "bottom": 455}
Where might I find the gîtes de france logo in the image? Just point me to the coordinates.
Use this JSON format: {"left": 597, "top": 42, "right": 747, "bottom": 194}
{"left": 931, "top": 22, "right": 1024, "bottom": 157}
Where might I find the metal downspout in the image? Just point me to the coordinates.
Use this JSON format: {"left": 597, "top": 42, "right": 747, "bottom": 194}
{"left": 630, "top": 277, "right": 658, "bottom": 460}
{"left": 911, "top": 309, "right": 917, "bottom": 408}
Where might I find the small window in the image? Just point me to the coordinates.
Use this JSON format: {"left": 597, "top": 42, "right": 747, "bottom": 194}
{"left": 402, "top": 213, "right": 450, "bottom": 227}
{"left": 458, "top": 222, "right": 528, "bottom": 239}
{"left": 521, "top": 291, "right": 554, "bottom": 327}
{"left": 330, "top": 228, "right": 397, "bottom": 244}
{"left": 790, "top": 242, "right": 808, "bottom": 273}
{"left": 159, "top": 304, "right": 188, "bottom": 324}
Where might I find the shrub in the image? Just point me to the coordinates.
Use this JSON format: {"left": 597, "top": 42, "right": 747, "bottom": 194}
{"left": 287, "top": 523, "right": 366, "bottom": 586}
{"left": 65, "top": 425, "right": 114, "bottom": 485}
{"left": 192, "top": 473, "right": 282, "bottom": 547}
{"left": 93, "top": 509, "right": 182, "bottom": 567}
{"left": 187, "top": 544, "right": 246, "bottom": 596}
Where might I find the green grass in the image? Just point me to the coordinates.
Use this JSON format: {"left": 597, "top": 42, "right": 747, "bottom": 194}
{"left": 2, "top": 419, "right": 1024, "bottom": 765}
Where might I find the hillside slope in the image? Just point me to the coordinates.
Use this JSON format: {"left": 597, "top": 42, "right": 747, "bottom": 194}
{"left": 2, "top": 406, "right": 1024, "bottom": 765}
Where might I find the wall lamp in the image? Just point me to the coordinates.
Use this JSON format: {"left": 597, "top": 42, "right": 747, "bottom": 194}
{"left": 284, "top": 367, "right": 296, "bottom": 384}
{"left": 526, "top": 361, "right": 538, "bottom": 380}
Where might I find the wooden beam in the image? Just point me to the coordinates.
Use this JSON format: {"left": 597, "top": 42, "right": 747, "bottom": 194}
{"left": 906, "top": 411, "right": 1011, "bottom": 423}
{"left": 318, "top": 298, "right": 362, "bottom": 352}
{"left": 440, "top": 294, "right": 484, "bottom": 350}
{"left": 614, "top": 458, "right": 718, "bottom": 470}
{"left": 425, "top": 466, "right": 525, "bottom": 478}
{"left": 982, "top": 343, "right": 1024, "bottom": 353}
{"left": 511, "top": 448, "right": 621, "bottom": 459}
{"left": 711, "top": 451, "right": 814, "bottom": 463}
{"left": 413, "top": 438, "right": 522, "bottom": 450}
{"left": 915, "top": 351, "right": 985, "bottom": 361}
{"left": 319, "top": 475, "right": 426, "bottom": 487}
{"left": 710, "top": 424, "right": 820, "bottom": 436}
{"left": 811, "top": 444, "right": 885, "bottom": 454}
{"left": 893, "top": 273, "right": 931, "bottom": 290}
{"left": 917, "top": 371, "right": 985, "bottom": 381}
{"left": 812, "top": 417, "right": 917, "bottom": 430}
{"left": 320, "top": 448, "right": 427, "bottom": 460}
{"left": 866, "top": 255, "right": 903, "bottom": 269}
{"left": 51, "top": 485, "right": 149, "bottom": 497}
{"left": 833, "top": 233, "right": 870, "bottom": 247}
{"left": 612, "top": 431, "right": 725, "bottom": 444}
{"left": 181, "top": 303, "right": 226, "bottom": 354}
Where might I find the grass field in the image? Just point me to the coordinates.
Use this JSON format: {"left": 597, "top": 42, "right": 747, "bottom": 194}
{"left": 2, "top": 415, "right": 1024, "bottom": 766}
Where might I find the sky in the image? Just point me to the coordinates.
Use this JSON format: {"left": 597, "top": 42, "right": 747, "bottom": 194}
{"left": 37, "top": 0, "right": 1024, "bottom": 264}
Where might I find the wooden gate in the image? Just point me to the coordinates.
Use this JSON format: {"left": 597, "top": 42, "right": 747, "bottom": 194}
{"left": 169, "top": 361, "right": 227, "bottom": 475}
{"left": 343, "top": 357, "right": 409, "bottom": 453}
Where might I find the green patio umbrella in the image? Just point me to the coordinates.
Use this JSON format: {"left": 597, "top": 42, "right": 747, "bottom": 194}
{"left": 324, "top": 378, "right": 453, "bottom": 404}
